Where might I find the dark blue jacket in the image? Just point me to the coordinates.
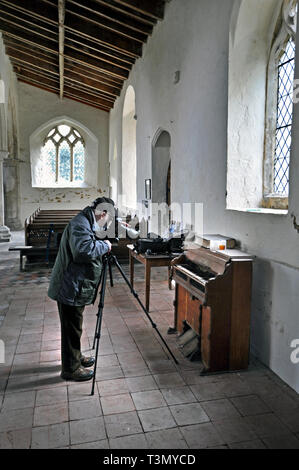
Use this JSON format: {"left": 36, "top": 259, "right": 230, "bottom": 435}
{"left": 47, "top": 206, "right": 109, "bottom": 306}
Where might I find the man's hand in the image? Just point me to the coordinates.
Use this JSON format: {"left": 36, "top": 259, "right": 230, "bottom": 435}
{"left": 104, "top": 240, "right": 112, "bottom": 252}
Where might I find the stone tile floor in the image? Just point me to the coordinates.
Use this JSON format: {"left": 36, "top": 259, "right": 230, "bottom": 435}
{"left": 0, "top": 232, "right": 298, "bottom": 449}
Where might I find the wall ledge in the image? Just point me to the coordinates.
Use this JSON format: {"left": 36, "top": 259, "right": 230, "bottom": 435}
{"left": 33, "top": 183, "right": 92, "bottom": 189}
{"left": 226, "top": 207, "right": 288, "bottom": 215}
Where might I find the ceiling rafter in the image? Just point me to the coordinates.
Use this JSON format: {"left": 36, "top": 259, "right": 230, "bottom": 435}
{"left": 58, "top": 0, "right": 65, "bottom": 100}
{"left": 14, "top": 61, "right": 118, "bottom": 103}
{"left": 0, "top": 0, "right": 166, "bottom": 111}
{"left": 1, "top": 0, "right": 58, "bottom": 24}
{"left": 65, "top": 33, "right": 134, "bottom": 67}
{"left": 15, "top": 69, "right": 112, "bottom": 110}
{"left": 63, "top": 60, "right": 123, "bottom": 87}
{"left": 0, "top": 16, "right": 57, "bottom": 44}
{"left": 15, "top": 64, "right": 116, "bottom": 105}
{"left": 2, "top": 29, "right": 130, "bottom": 80}
{"left": 67, "top": 0, "right": 153, "bottom": 35}
{"left": 65, "top": 1, "right": 148, "bottom": 43}
{"left": 7, "top": 47, "right": 58, "bottom": 76}
{"left": 64, "top": 12, "right": 142, "bottom": 58}
{"left": 112, "top": 0, "right": 165, "bottom": 20}
{"left": 92, "top": 0, "right": 159, "bottom": 25}
{"left": 4, "top": 38, "right": 125, "bottom": 88}
{"left": 0, "top": 4, "right": 58, "bottom": 37}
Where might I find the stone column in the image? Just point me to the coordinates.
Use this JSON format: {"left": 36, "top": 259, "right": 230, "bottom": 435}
{"left": 0, "top": 150, "right": 11, "bottom": 242}
{"left": 3, "top": 157, "right": 22, "bottom": 230}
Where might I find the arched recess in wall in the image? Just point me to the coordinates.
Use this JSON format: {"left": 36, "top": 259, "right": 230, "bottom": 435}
{"left": 152, "top": 129, "right": 171, "bottom": 204}
{"left": 151, "top": 129, "right": 171, "bottom": 235}
{"left": 122, "top": 85, "right": 137, "bottom": 209}
{"left": 29, "top": 115, "right": 99, "bottom": 188}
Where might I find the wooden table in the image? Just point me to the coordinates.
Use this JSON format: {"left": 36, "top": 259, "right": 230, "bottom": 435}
{"left": 127, "top": 244, "right": 173, "bottom": 311}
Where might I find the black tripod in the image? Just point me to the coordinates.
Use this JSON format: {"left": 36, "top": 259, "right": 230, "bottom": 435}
{"left": 90, "top": 251, "right": 178, "bottom": 395}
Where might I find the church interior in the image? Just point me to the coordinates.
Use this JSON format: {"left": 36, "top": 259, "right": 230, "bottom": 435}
{"left": 0, "top": 0, "right": 299, "bottom": 450}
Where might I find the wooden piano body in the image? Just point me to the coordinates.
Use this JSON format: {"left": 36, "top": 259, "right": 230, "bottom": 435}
{"left": 173, "top": 247, "right": 253, "bottom": 373}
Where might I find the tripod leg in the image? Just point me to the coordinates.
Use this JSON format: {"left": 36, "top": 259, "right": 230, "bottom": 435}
{"left": 111, "top": 254, "right": 178, "bottom": 365}
{"left": 145, "top": 263, "right": 151, "bottom": 312}
{"left": 92, "top": 268, "right": 104, "bottom": 349}
{"left": 91, "top": 258, "right": 109, "bottom": 396}
{"left": 109, "top": 258, "right": 114, "bottom": 287}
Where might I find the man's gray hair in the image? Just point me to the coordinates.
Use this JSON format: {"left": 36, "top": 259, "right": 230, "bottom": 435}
{"left": 91, "top": 197, "right": 115, "bottom": 217}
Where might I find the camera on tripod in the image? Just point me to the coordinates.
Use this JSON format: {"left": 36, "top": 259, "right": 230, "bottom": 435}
{"left": 134, "top": 232, "right": 185, "bottom": 256}
{"left": 90, "top": 234, "right": 178, "bottom": 395}
{"left": 89, "top": 197, "right": 179, "bottom": 395}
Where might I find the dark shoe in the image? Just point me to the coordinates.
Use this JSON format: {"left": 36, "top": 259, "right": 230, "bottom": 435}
{"left": 81, "top": 355, "right": 95, "bottom": 368}
{"left": 61, "top": 366, "right": 94, "bottom": 381}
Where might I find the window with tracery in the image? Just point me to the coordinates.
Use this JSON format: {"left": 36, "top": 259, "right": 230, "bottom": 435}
{"left": 41, "top": 125, "right": 85, "bottom": 184}
{"left": 265, "top": 0, "right": 297, "bottom": 201}
{"left": 274, "top": 35, "right": 296, "bottom": 194}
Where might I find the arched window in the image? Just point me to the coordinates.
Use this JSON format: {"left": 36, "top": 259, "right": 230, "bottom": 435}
{"left": 227, "top": 0, "right": 297, "bottom": 212}
{"left": 274, "top": 36, "right": 296, "bottom": 194}
{"left": 265, "top": 0, "right": 297, "bottom": 203}
{"left": 41, "top": 124, "right": 85, "bottom": 184}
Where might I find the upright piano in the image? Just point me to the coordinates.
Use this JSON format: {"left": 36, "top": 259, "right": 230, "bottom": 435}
{"left": 172, "top": 247, "right": 253, "bottom": 373}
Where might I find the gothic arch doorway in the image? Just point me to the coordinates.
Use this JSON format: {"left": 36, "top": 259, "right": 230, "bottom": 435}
{"left": 151, "top": 129, "right": 171, "bottom": 235}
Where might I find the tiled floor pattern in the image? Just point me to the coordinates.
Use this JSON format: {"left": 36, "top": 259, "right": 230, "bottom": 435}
{"left": 0, "top": 232, "right": 298, "bottom": 449}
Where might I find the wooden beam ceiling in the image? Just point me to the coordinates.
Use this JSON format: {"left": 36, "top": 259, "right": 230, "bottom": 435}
{"left": 67, "top": 0, "right": 153, "bottom": 35}
{"left": 92, "top": 0, "right": 160, "bottom": 24}
{"left": 58, "top": 0, "right": 65, "bottom": 99}
{"left": 2, "top": 35, "right": 129, "bottom": 81}
{"left": 112, "top": 0, "right": 165, "bottom": 20}
{"left": 0, "top": 0, "right": 166, "bottom": 111}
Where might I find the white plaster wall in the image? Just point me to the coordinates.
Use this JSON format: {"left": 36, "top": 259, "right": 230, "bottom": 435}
{"left": 227, "top": 0, "right": 281, "bottom": 210}
{"left": 252, "top": 259, "right": 299, "bottom": 389}
{"left": 0, "top": 34, "right": 19, "bottom": 152}
{"left": 122, "top": 110, "right": 137, "bottom": 209}
{"left": 109, "top": 139, "right": 119, "bottom": 203}
{"left": 109, "top": 0, "right": 299, "bottom": 392}
{"left": 18, "top": 82, "right": 110, "bottom": 222}
{"left": 122, "top": 86, "right": 137, "bottom": 210}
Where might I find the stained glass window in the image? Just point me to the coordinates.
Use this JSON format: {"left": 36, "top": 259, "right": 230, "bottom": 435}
{"left": 59, "top": 140, "right": 71, "bottom": 182}
{"left": 73, "top": 141, "right": 84, "bottom": 181}
{"left": 274, "top": 37, "right": 296, "bottom": 195}
{"left": 42, "top": 139, "right": 56, "bottom": 184}
{"left": 42, "top": 125, "right": 85, "bottom": 183}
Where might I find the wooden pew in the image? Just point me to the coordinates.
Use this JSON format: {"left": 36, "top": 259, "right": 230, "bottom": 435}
{"left": 12, "top": 208, "right": 144, "bottom": 270}
{"left": 24, "top": 208, "right": 79, "bottom": 247}
{"left": 10, "top": 208, "right": 81, "bottom": 269}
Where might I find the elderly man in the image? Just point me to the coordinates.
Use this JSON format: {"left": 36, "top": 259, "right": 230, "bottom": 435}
{"left": 48, "top": 197, "right": 114, "bottom": 381}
